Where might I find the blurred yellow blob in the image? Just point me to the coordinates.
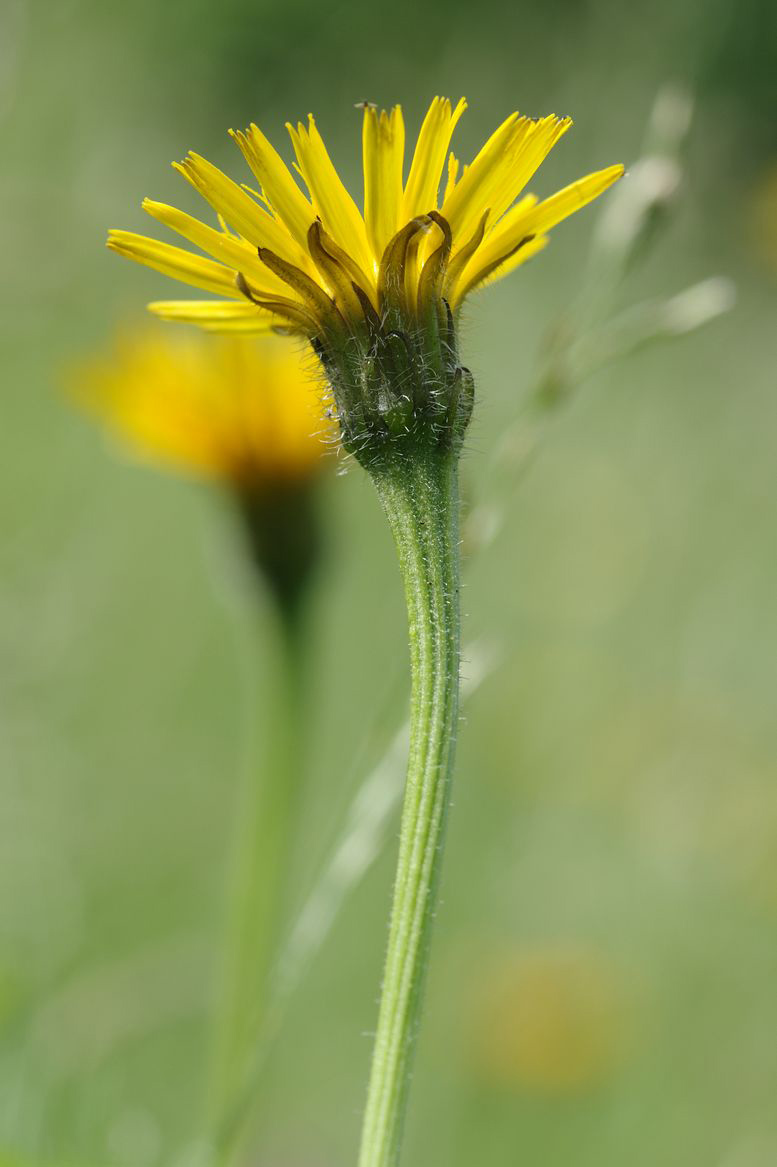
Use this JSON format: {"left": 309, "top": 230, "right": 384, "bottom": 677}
{"left": 73, "top": 328, "right": 334, "bottom": 489}
{"left": 749, "top": 162, "right": 777, "bottom": 272}
{"left": 472, "top": 944, "right": 627, "bottom": 1094}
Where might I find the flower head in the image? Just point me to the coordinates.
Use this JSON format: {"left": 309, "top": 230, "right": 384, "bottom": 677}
{"left": 73, "top": 327, "right": 333, "bottom": 612}
{"left": 74, "top": 328, "right": 332, "bottom": 490}
{"left": 109, "top": 99, "right": 623, "bottom": 459}
{"left": 471, "top": 945, "right": 629, "bottom": 1094}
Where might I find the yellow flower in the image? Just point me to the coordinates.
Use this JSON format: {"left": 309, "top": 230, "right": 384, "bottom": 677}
{"left": 74, "top": 328, "right": 333, "bottom": 489}
{"left": 471, "top": 945, "right": 630, "bottom": 1095}
{"left": 107, "top": 98, "right": 624, "bottom": 338}
{"left": 748, "top": 161, "right": 777, "bottom": 272}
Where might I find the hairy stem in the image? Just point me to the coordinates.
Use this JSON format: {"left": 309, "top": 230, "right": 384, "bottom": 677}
{"left": 357, "top": 443, "right": 462, "bottom": 1167}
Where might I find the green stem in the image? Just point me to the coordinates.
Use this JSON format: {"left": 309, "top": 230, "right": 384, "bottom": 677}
{"left": 358, "top": 444, "right": 462, "bottom": 1167}
{"left": 208, "top": 599, "right": 305, "bottom": 1150}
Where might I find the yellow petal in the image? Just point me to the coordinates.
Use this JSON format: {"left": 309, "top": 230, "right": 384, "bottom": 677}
{"left": 442, "top": 114, "right": 571, "bottom": 241}
{"left": 287, "top": 115, "right": 373, "bottom": 278}
{"left": 453, "top": 235, "right": 549, "bottom": 305}
{"left": 403, "top": 97, "right": 467, "bottom": 220}
{"left": 461, "top": 163, "right": 624, "bottom": 294}
{"left": 107, "top": 230, "right": 240, "bottom": 298}
{"left": 454, "top": 193, "right": 536, "bottom": 286}
{"left": 230, "top": 124, "right": 316, "bottom": 250}
{"left": 148, "top": 300, "right": 276, "bottom": 332}
{"left": 142, "top": 199, "right": 290, "bottom": 297}
{"left": 438, "top": 110, "right": 523, "bottom": 235}
{"left": 444, "top": 209, "right": 492, "bottom": 296}
{"left": 523, "top": 163, "right": 625, "bottom": 236}
{"left": 362, "top": 105, "right": 406, "bottom": 260}
{"left": 175, "top": 153, "right": 308, "bottom": 267}
{"left": 444, "top": 153, "right": 460, "bottom": 204}
{"left": 484, "top": 116, "right": 571, "bottom": 227}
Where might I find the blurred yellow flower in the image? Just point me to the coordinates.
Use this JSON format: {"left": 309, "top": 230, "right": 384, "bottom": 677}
{"left": 749, "top": 161, "right": 777, "bottom": 272}
{"left": 107, "top": 97, "right": 623, "bottom": 337}
{"left": 472, "top": 945, "right": 628, "bottom": 1094}
{"left": 74, "top": 329, "right": 333, "bottom": 489}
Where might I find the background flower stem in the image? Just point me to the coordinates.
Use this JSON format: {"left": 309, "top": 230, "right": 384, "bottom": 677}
{"left": 207, "top": 585, "right": 307, "bottom": 1160}
{"left": 357, "top": 444, "right": 462, "bottom": 1167}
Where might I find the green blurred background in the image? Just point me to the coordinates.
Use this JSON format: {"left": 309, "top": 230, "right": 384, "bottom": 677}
{"left": 2, "top": 0, "right": 776, "bottom": 1163}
